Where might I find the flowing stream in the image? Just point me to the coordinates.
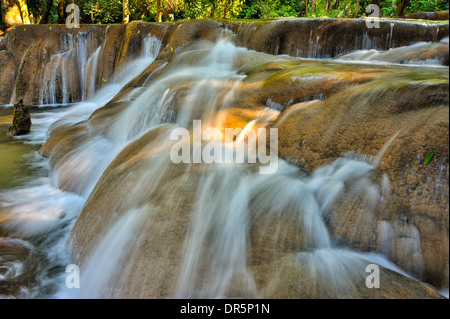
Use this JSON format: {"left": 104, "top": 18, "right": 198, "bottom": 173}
{"left": 0, "top": 25, "right": 448, "bottom": 298}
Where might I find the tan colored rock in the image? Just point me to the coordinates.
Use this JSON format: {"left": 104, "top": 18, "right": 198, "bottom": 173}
{"left": 7, "top": 99, "right": 30, "bottom": 136}
{"left": 256, "top": 251, "right": 445, "bottom": 299}
{"left": 34, "top": 20, "right": 449, "bottom": 297}
{"left": 2, "top": 19, "right": 449, "bottom": 105}
{"left": 227, "top": 18, "right": 449, "bottom": 58}
{"left": 406, "top": 11, "right": 450, "bottom": 21}
{"left": 0, "top": 50, "right": 15, "bottom": 103}
{"left": 274, "top": 67, "right": 449, "bottom": 289}
{"left": 66, "top": 124, "right": 444, "bottom": 299}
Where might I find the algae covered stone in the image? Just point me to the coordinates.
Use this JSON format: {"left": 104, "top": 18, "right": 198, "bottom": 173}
{"left": 7, "top": 99, "right": 31, "bottom": 136}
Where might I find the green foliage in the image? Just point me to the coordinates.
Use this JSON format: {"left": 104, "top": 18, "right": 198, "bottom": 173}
{"left": 0, "top": 3, "right": 4, "bottom": 30}
{"left": 380, "top": 4, "right": 397, "bottom": 17}
{"left": 83, "top": 0, "right": 124, "bottom": 24}
{"left": 184, "top": 0, "right": 208, "bottom": 19}
{"left": 377, "top": 0, "right": 449, "bottom": 17}
{"left": 14, "top": 0, "right": 450, "bottom": 25}
{"left": 239, "top": 0, "right": 305, "bottom": 19}
{"left": 183, "top": 0, "right": 241, "bottom": 19}
{"left": 424, "top": 151, "right": 435, "bottom": 165}
{"left": 406, "top": 0, "right": 447, "bottom": 14}
{"left": 26, "top": 0, "right": 56, "bottom": 24}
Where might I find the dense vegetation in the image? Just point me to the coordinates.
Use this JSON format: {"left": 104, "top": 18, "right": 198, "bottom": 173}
{"left": 1, "top": 0, "right": 449, "bottom": 28}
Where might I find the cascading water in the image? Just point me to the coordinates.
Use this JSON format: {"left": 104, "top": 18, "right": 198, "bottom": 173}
{"left": 0, "top": 32, "right": 164, "bottom": 298}
{"left": 38, "top": 32, "right": 105, "bottom": 106}
{"left": 0, "top": 21, "right": 448, "bottom": 299}
{"left": 61, "top": 37, "right": 418, "bottom": 298}
{"left": 335, "top": 36, "right": 450, "bottom": 66}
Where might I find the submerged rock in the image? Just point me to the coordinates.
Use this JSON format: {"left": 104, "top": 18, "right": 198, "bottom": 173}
{"left": 7, "top": 99, "right": 31, "bottom": 136}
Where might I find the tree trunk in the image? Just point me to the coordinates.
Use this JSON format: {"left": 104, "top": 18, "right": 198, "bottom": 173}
{"left": 311, "top": 0, "right": 316, "bottom": 14}
{"left": 40, "top": 0, "right": 55, "bottom": 24}
{"left": 157, "top": 0, "right": 162, "bottom": 22}
{"left": 395, "top": 0, "right": 410, "bottom": 17}
{"left": 16, "top": 0, "right": 30, "bottom": 24}
{"left": 332, "top": 0, "right": 340, "bottom": 10}
{"left": 209, "top": 0, "right": 216, "bottom": 18}
{"left": 305, "top": 0, "right": 308, "bottom": 17}
{"left": 223, "top": 0, "right": 229, "bottom": 19}
{"left": 123, "top": 0, "right": 129, "bottom": 23}
{"left": 0, "top": 0, "right": 6, "bottom": 30}
{"left": 0, "top": 0, "right": 5, "bottom": 30}
{"left": 57, "top": 0, "right": 65, "bottom": 24}
{"left": 325, "top": 0, "right": 332, "bottom": 11}
{"left": 354, "top": 0, "right": 359, "bottom": 18}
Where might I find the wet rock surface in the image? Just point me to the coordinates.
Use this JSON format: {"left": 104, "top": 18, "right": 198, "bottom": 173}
{"left": 1, "top": 19, "right": 448, "bottom": 298}
{"left": 406, "top": 11, "right": 449, "bottom": 20}
{"left": 7, "top": 99, "right": 31, "bottom": 136}
{"left": 0, "top": 19, "right": 448, "bottom": 105}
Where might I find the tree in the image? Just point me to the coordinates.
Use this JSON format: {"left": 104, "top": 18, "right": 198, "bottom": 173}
{"left": 395, "top": 0, "right": 410, "bottom": 16}
{"left": 305, "top": 0, "right": 308, "bottom": 16}
{"left": 40, "top": 0, "right": 55, "bottom": 24}
{"left": 354, "top": 0, "right": 359, "bottom": 17}
{"left": 333, "top": 0, "right": 340, "bottom": 9}
{"left": 208, "top": 0, "right": 216, "bottom": 17}
{"left": 16, "top": 0, "right": 30, "bottom": 24}
{"left": 157, "top": 0, "right": 161, "bottom": 22}
{"left": 325, "top": 0, "right": 332, "bottom": 11}
{"left": 223, "top": 0, "right": 230, "bottom": 18}
{"left": 0, "top": 0, "right": 4, "bottom": 30}
{"left": 57, "top": 0, "right": 65, "bottom": 23}
{"left": 311, "top": 0, "right": 316, "bottom": 13}
{"left": 123, "top": 0, "right": 129, "bottom": 23}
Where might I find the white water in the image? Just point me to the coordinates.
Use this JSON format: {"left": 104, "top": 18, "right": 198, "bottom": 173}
{"left": 335, "top": 36, "right": 449, "bottom": 66}
{"left": 0, "top": 31, "right": 447, "bottom": 299}
{"left": 37, "top": 31, "right": 127, "bottom": 106}
{"left": 62, "top": 37, "right": 437, "bottom": 298}
{"left": 0, "top": 34, "right": 163, "bottom": 298}
{"left": 67, "top": 206, "right": 148, "bottom": 299}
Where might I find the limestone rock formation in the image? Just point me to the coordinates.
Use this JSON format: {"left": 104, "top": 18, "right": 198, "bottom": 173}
{"left": 65, "top": 125, "right": 445, "bottom": 299}
{"left": 406, "top": 11, "right": 450, "bottom": 20}
{"left": 30, "top": 19, "right": 449, "bottom": 298}
{"left": 274, "top": 67, "right": 449, "bottom": 289}
{"left": 7, "top": 99, "right": 31, "bottom": 136}
{"left": 0, "top": 19, "right": 448, "bottom": 105}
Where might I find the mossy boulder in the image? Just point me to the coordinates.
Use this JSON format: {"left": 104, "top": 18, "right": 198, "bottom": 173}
{"left": 7, "top": 99, "right": 31, "bottom": 136}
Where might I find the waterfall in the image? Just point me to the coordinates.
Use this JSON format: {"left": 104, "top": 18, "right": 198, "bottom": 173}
{"left": 143, "top": 35, "right": 163, "bottom": 59}
{"left": 0, "top": 31, "right": 164, "bottom": 298}
{"left": 48, "top": 36, "right": 401, "bottom": 298}
{"left": 0, "top": 21, "right": 447, "bottom": 299}
{"left": 10, "top": 44, "right": 34, "bottom": 106}
{"left": 84, "top": 47, "right": 101, "bottom": 101}
{"left": 70, "top": 206, "right": 148, "bottom": 299}
{"left": 334, "top": 36, "right": 450, "bottom": 66}
{"left": 36, "top": 31, "right": 166, "bottom": 107}
{"left": 38, "top": 33, "right": 102, "bottom": 106}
